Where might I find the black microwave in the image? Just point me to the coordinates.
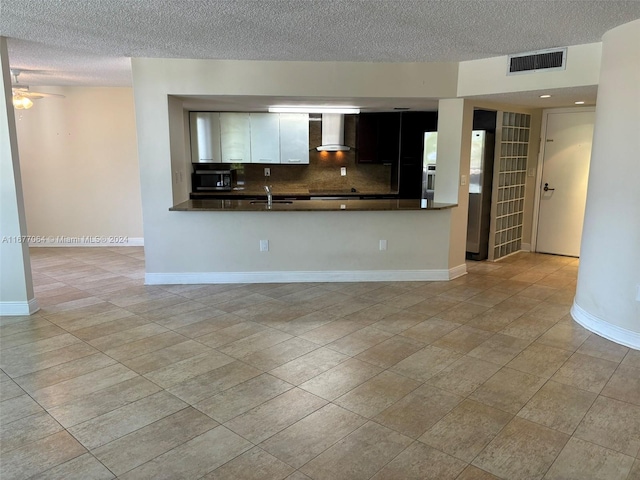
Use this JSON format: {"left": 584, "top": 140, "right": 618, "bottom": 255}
{"left": 192, "top": 168, "right": 236, "bottom": 191}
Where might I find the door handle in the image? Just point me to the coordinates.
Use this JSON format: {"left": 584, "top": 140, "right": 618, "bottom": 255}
{"left": 543, "top": 183, "right": 555, "bottom": 192}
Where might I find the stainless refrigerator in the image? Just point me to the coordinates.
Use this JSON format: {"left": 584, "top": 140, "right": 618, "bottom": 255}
{"left": 422, "top": 132, "right": 438, "bottom": 200}
{"left": 466, "top": 130, "right": 495, "bottom": 260}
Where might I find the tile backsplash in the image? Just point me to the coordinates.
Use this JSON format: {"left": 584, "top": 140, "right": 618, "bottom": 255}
{"left": 237, "top": 115, "right": 393, "bottom": 194}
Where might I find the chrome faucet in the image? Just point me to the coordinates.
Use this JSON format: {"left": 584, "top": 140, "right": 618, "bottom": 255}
{"left": 264, "top": 185, "right": 272, "bottom": 206}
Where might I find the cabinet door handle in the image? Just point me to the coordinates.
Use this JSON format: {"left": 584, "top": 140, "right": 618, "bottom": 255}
{"left": 287, "top": 159, "right": 301, "bottom": 163}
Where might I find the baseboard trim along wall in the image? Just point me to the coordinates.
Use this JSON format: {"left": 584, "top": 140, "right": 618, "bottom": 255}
{"left": 29, "top": 237, "right": 144, "bottom": 247}
{"left": 146, "top": 265, "right": 468, "bottom": 285}
{"left": 521, "top": 243, "right": 532, "bottom": 252}
{"left": 571, "top": 301, "right": 640, "bottom": 350}
{"left": 0, "top": 298, "right": 40, "bottom": 316}
{"left": 448, "top": 264, "right": 468, "bottom": 280}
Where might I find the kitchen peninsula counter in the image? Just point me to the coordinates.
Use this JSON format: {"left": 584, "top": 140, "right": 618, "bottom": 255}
{"left": 170, "top": 198, "right": 457, "bottom": 212}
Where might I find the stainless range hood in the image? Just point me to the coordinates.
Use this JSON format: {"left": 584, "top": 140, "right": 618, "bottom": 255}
{"left": 317, "top": 113, "right": 350, "bottom": 152}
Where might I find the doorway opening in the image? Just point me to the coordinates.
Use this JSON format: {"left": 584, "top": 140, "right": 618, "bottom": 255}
{"left": 466, "top": 109, "right": 497, "bottom": 261}
{"left": 532, "top": 108, "right": 595, "bottom": 257}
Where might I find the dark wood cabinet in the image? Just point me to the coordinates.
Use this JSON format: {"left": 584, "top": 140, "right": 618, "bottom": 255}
{"left": 400, "top": 112, "right": 438, "bottom": 163}
{"left": 398, "top": 112, "right": 438, "bottom": 198}
{"left": 356, "top": 113, "right": 401, "bottom": 164}
{"left": 398, "top": 164, "right": 423, "bottom": 199}
{"left": 355, "top": 111, "right": 438, "bottom": 198}
{"left": 356, "top": 114, "right": 378, "bottom": 163}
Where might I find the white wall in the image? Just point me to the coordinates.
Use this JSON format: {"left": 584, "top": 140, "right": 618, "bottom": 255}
{"left": 15, "top": 87, "right": 143, "bottom": 242}
{"left": 434, "top": 98, "right": 473, "bottom": 270}
{"left": 145, "top": 210, "right": 453, "bottom": 282}
{"left": 572, "top": 19, "right": 640, "bottom": 349}
{"left": 457, "top": 43, "right": 602, "bottom": 97}
{"left": 0, "top": 36, "right": 36, "bottom": 315}
{"left": 167, "top": 95, "right": 190, "bottom": 206}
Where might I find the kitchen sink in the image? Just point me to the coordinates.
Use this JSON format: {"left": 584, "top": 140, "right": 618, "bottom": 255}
{"left": 249, "top": 200, "right": 294, "bottom": 205}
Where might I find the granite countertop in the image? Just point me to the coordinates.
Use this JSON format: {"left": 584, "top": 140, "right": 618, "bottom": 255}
{"left": 191, "top": 187, "right": 310, "bottom": 197}
{"left": 170, "top": 198, "right": 457, "bottom": 212}
{"left": 190, "top": 188, "right": 393, "bottom": 198}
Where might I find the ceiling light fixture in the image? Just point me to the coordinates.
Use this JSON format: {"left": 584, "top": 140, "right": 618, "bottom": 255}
{"left": 10, "top": 69, "right": 65, "bottom": 110}
{"left": 575, "top": 101, "right": 585, "bottom": 104}
{"left": 539, "top": 94, "right": 552, "bottom": 98}
{"left": 12, "top": 94, "right": 34, "bottom": 109}
{"left": 268, "top": 106, "right": 360, "bottom": 114}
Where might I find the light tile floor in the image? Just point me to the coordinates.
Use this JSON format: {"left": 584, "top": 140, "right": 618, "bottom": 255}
{"left": 1, "top": 247, "right": 639, "bottom": 479}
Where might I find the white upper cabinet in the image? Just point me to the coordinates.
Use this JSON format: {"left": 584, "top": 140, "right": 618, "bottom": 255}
{"left": 279, "top": 113, "right": 310, "bottom": 164}
{"left": 220, "top": 113, "right": 251, "bottom": 163}
{"left": 191, "top": 111, "right": 309, "bottom": 164}
{"left": 190, "top": 112, "right": 222, "bottom": 163}
{"left": 250, "top": 113, "right": 280, "bottom": 164}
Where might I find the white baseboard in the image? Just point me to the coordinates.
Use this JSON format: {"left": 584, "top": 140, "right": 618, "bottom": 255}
{"left": 448, "top": 263, "right": 468, "bottom": 280}
{"left": 0, "top": 298, "right": 40, "bottom": 316}
{"left": 29, "top": 237, "right": 144, "bottom": 247}
{"left": 146, "top": 266, "right": 465, "bottom": 285}
{"left": 521, "top": 243, "right": 532, "bottom": 252}
{"left": 493, "top": 249, "right": 524, "bottom": 262}
{"left": 571, "top": 301, "right": 640, "bottom": 350}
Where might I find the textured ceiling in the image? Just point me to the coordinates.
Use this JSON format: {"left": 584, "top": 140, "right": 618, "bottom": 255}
{"left": 1, "top": 0, "right": 639, "bottom": 88}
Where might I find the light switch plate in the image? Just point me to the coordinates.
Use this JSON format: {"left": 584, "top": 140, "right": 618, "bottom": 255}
{"left": 259, "top": 239, "right": 269, "bottom": 252}
{"left": 340, "top": 167, "right": 347, "bottom": 176}
{"left": 528, "top": 168, "right": 536, "bottom": 177}
{"left": 461, "top": 175, "right": 467, "bottom": 186}
{"left": 379, "top": 239, "right": 387, "bottom": 251}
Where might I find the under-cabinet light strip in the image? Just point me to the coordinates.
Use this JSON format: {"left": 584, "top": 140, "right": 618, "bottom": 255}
{"left": 268, "top": 106, "right": 360, "bottom": 114}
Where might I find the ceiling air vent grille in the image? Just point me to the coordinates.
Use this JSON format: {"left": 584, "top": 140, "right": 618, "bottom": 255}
{"left": 507, "top": 48, "right": 567, "bottom": 75}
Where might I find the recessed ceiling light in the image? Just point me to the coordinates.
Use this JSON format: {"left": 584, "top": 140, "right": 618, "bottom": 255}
{"left": 539, "top": 94, "right": 552, "bottom": 98}
{"left": 268, "top": 106, "right": 360, "bottom": 114}
{"left": 575, "top": 101, "right": 585, "bottom": 105}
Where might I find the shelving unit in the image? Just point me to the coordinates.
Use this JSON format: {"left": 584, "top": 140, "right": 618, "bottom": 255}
{"left": 490, "top": 112, "right": 531, "bottom": 260}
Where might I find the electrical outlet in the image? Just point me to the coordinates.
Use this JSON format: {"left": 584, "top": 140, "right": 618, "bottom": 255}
{"left": 340, "top": 167, "right": 347, "bottom": 176}
{"left": 259, "top": 239, "right": 269, "bottom": 252}
{"left": 264, "top": 168, "right": 271, "bottom": 177}
{"left": 379, "top": 239, "right": 387, "bottom": 251}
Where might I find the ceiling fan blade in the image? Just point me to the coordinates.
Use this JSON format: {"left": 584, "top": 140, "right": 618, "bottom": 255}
{"left": 12, "top": 87, "right": 65, "bottom": 99}
{"left": 28, "top": 91, "right": 65, "bottom": 99}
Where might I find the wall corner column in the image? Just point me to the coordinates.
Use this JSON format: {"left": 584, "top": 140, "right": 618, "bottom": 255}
{"left": 0, "top": 37, "right": 38, "bottom": 315}
{"left": 435, "top": 98, "right": 473, "bottom": 277}
{"left": 572, "top": 19, "right": 640, "bottom": 349}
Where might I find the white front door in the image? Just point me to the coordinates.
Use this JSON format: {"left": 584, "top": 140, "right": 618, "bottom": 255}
{"left": 536, "top": 110, "right": 595, "bottom": 257}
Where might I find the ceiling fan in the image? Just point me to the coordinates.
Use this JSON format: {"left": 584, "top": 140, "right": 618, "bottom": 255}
{"left": 10, "top": 69, "right": 65, "bottom": 109}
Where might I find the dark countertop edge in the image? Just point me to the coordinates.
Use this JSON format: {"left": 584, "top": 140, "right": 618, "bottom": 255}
{"left": 170, "top": 199, "right": 458, "bottom": 212}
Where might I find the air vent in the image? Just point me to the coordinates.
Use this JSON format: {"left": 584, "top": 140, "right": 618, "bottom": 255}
{"left": 507, "top": 48, "right": 567, "bottom": 75}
